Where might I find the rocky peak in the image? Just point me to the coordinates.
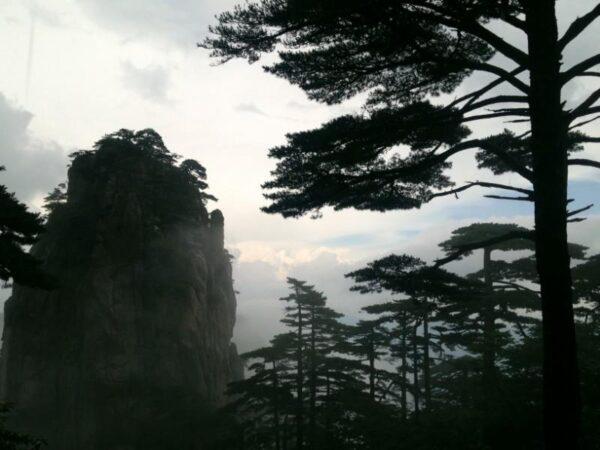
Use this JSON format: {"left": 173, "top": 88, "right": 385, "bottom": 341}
{"left": 0, "top": 129, "right": 241, "bottom": 450}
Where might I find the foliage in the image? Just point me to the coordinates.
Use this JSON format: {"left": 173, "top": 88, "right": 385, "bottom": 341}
{"left": 0, "top": 167, "right": 52, "bottom": 289}
{"left": 204, "top": 7, "right": 600, "bottom": 445}
{"left": 216, "top": 224, "right": 600, "bottom": 449}
{"left": 0, "top": 403, "right": 45, "bottom": 450}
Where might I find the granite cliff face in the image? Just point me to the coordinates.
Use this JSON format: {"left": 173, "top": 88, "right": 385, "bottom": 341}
{"left": 0, "top": 131, "right": 242, "bottom": 449}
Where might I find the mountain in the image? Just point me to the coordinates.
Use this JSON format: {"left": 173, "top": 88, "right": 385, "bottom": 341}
{"left": 0, "top": 130, "right": 242, "bottom": 450}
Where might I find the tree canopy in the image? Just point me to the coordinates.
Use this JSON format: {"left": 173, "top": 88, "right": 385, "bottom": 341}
{"left": 0, "top": 167, "right": 51, "bottom": 289}
{"left": 204, "top": 4, "right": 600, "bottom": 447}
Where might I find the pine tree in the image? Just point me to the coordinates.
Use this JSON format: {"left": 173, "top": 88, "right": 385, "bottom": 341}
{"left": 0, "top": 166, "right": 51, "bottom": 289}
{"left": 224, "top": 335, "right": 295, "bottom": 450}
{"left": 347, "top": 255, "right": 470, "bottom": 417}
{"left": 203, "top": 4, "right": 600, "bottom": 445}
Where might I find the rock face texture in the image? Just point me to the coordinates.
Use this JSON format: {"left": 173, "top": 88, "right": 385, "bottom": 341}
{"left": 0, "top": 133, "right": 241, "bottom": 450}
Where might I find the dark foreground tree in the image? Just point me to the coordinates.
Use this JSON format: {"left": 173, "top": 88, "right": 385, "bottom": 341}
{"left": 0, "top": 167, "right": 51, "bottom": 289}
{"left": 203, "top": 2, "right": 600, "bottom": 447}
{"left": 0, "top": 403, "right": 45, "bottom": 450}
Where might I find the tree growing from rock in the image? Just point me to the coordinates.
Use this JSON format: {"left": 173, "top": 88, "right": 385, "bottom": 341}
{"left": 0, "top": 166, "right": 50, "bottom": 289}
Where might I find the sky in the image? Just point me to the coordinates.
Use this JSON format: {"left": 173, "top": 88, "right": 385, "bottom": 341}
{"left": 1, "top": 0, "right": 599, "bottom": 352}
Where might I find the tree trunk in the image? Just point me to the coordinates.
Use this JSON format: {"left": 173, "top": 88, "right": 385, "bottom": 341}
{"left": 309, "top": 308, "right": 316, "bottom": 450}
{"left": 325, "top": 372, "right": 332, "bottom": 449}
{"left": 482, "top": 248, "right": 497, "bottom": 448}
{"left": 273, "top": 361, "right": 281, "bottom": 450}
{"left": 422, "top": 307, "right": 432, "bottom": 410}
{"left": 412, "top": 322, "right": 420, "bottom": 421}
{"left": 283, "top": 416, "right": 289, "bottom": 450}
{"left": 369, "top": 327, "right": 376, "bottom": 401}
{"left": 525, "top": 3, "right": 581, "bottom": 449}
{"left": 296, "top": 302, "right": 304, "bottom": 450}
{"left": 400, "top": 313, "right": 408, "bottom": 421}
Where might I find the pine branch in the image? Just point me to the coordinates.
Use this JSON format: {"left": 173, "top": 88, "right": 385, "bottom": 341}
{"left": 569, "top": 115, "right": 600, "bottom": 131}
{"left": 410, "top": 2, "right": 529, "bottom": 67}
{"left": 562, "top": 53, "right": 600, "bottom": 84}
{"left": 434, "top": 230, "right": 534, "bottom": 267}
{"left": 468, "top": 61, "right": 530, "bottom": 93}
{"left": 559, "top": 4, "right": 600, "bottom": 50}
{"left": 567, "top": 204, "right": 594, "bottom": 218}
{"left": 484, "top": 194, "right": 532, "bottom": 202}
{"left": 568, "top": 158, "right": 600, "bottom": 170}
{"left": 446, "top": 67, "right": 527, "bottom": 110}
{"left": 429, "top": 181, "right": 533, "bottom": 201}
{"left": 460, "top": 95, "right": 529, "bottom": 115}
{"left": 568, "top": 87, "right": 600, "bottom": 121}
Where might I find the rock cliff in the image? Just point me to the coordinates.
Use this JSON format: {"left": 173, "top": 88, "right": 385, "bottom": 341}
{"left": 0, "top": 130, "right": 242, "bottom": 449}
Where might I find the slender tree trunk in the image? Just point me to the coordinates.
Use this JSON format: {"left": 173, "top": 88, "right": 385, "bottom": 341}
{"left": 283, "top": 416, "right": 289, "bottom": 450}
{"left": 368, "top": 327, "right": 376, "bottom": 401}
{"left": 309, "top": 308, "right": 316, "bottom": 450}
{"left": 482, "top": 248, "right": 497, "bottom": 448}
{"left": 422, "top": 306, "right": 431, "bottom": 410}
{"left": 482, "top": 248, "right": 496, "bottom": 382}
{"left": 325, "top": 372, "right": 332, "bottom": 449}
{"left": 412, "top": 322, "right": 420, "bottom": 421}
{"left": 296, "top": 302, "right": 304, "bottom": 450}
{"left": 273, "top": 361, "right": 281, "bottom": 450}
{"left": 400, "top": 314, "right": 408, "bottom": 421}
{"left": 525, "top": 3, "right": 581, "bottom": 449}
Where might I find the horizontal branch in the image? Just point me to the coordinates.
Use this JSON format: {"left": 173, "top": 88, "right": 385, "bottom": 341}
{"left": 569, "top": 158, "right": 600, "bottom": 169}
{"left": 430, "top": 181, "right": 533, "bottom": 202}
{"left": 435, "top": 230, "right": 535, "bottom": 267}
{"left": 459, "top": 95, "right": 529, "bottom": 115}
{"left": 495, "top": 280, "right": 538, "bottom": 294}
{"left": 462, "top": 110, "right": 530, "bottom": 123}
{"left": 579, "top": 71, "right": 600, "bottom": 79}
{"left": 350, "top": 139, "right": 484, "bottom": 183}
{"left": 577, "top": 136, "right": 600, "bottom": 143}
{"left": 484, "top": 194, "right": 532, "bottom": 202}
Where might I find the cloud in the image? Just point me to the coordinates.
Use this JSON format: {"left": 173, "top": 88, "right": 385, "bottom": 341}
{"left": 234, "top": 102, "right": 268, "bottom": 117}
{"left": 0, "top": 93, "right": 67, "bottom": 206}
{"left": 231, "top": 239, "right": 435, "bottom": 353}
{"left": 120, "top": 61, "right": 172, "bottom": 104}
{"left": 231, "top": 243, "right": 377, "bottom": 353}
{"left": 77, "top": 0, "right": 240, "bottom": 48}
{"left": 33, "top": 4, "right": 67, "bottom": 28}
{"left": 230, "top": 211, "right": 600, "bottom": 354}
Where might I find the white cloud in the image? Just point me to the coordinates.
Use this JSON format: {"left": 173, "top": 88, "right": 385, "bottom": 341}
{"left": 121, "top": 61, "right": 172, "bottom": 104}
{"left": 76, "top": 0, "right": 240, "bottom": 48}
{"left": 234, "top": 102, "right": 268, "bottom": 117}
{"left": 0, "top": 93, "right": 67, "bottom": 206}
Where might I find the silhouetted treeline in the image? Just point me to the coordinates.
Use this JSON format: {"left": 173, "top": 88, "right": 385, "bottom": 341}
{"left": 211, "top": 224, "right": 600, "bottom": 450}
{"left": 203, "top": 3, "right": 600, "bottom": 447}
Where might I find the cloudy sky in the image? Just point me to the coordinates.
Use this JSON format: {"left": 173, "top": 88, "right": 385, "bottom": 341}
{"left": 1, "top": 0, "right": 599, "bottom": 352}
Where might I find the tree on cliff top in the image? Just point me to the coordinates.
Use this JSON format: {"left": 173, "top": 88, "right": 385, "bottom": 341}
{"left": 0, "top": 166, "right": 51, "bottom": 289}
{"left": 203, "top": 2, "right": 600, "bottom": 447}
{"left": 68, "top": 129, "right": 217, "bottom": 226}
